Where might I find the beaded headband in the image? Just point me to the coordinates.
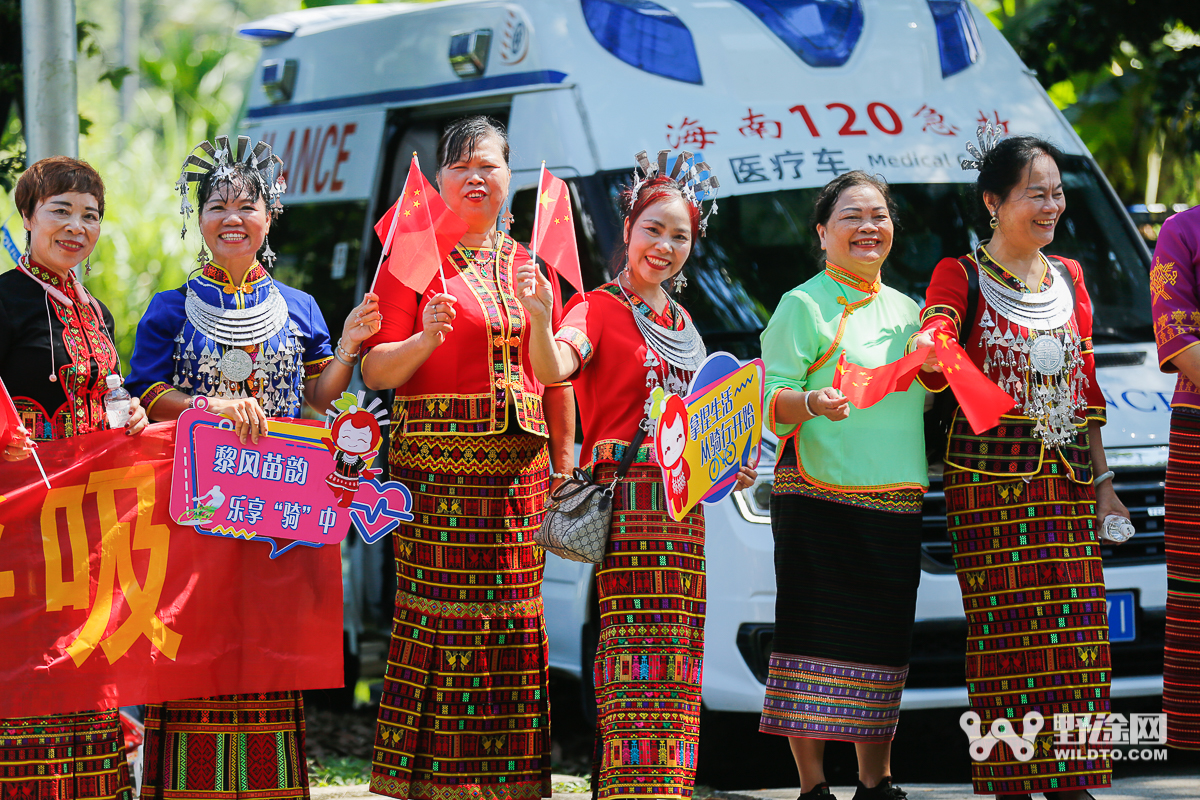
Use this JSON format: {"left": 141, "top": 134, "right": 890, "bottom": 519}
{"left": 174, "top": 135, "right": 286, "bottom": 242}
{"left": 960, "top": 122, "right": 1003, "bottom": 171}
{"left": 630, "top": 149, "right": 720, "bottom": 235}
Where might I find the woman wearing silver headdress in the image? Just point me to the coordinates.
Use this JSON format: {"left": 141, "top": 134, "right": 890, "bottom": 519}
{"left": 913, "top": 132, "right": 1130, "bottom": 800}
{"left": 519, "top": 151, "right": 754, "bottom": 800}
{"left": 127, "top": 135, "right": 380, "bottom": 800}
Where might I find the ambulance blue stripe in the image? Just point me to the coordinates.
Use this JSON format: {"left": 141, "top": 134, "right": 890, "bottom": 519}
{"left": 245, "top": 70, "right": 569, "bottom": 119}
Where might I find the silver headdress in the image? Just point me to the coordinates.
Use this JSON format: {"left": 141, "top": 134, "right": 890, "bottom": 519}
{"left": 175, "top": 135, "right": 287, "bottom": 265}
{"left": 631, "top": 148, "right": 720, "bottom": 235}
{"left": 960, "top": 122, "right": 1003, "bottom": 171}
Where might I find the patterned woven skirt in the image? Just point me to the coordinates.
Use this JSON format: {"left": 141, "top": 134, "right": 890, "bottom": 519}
{"left": 370, "top": 431, "right": 552, "bottom": 800}
{"left": 758, "top": 491, "right": 922, "bottom": 742}
{"left": 591, "top": 457, "right": 705, "bottom": 800}
{"left": 141, "top": 693, "right": 309, "bottom": 800}
{"left": 945, "top": 463, "right": 1111, "bottom": 795}
{"left": 0, "top": 712, "right": 132, "bottom": 800}
{"left": 1165, "top": 408, "right": 1200, "bottom": 749}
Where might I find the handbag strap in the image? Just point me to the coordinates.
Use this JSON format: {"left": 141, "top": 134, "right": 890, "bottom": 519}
{"left": 614, "top": 426, "right": 649, "bottom": 482}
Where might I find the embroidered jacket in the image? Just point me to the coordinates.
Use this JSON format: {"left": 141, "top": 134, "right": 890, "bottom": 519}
{"left": 364, "top": 232, "right": 564, "bottom": 437}
{"left": 0, "top": 261, "right": 120, "bottom": 441}
{"left": 918, "top": 252, "right": 1106, "bottom": 483}
{"left": 555, "top": 282, "right": 692, "bottom": 468}
{"left": 760, "top": 264, "right": 927, "bottom": 511}
{"left": 1151, "top": 205, "right": 1200, "bottom": 408}
{"left": 127, "top": 262, "right": 333, "bottom": 419}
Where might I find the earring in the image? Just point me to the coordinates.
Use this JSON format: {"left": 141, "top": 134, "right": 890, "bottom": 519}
{"left": 500, "top": 203, "right": 515, "bottom": 231}
{"left": 84, "top": 256, "right": 91, "bottom": 275}
{"left": 989, "top": 214, "right": 999, "bottom": 230}
{"left": 262, "top": 237, "right": 277, "bottom": 270}
{"left": 24, "top": 232, "right": 31, "bottom": 262}
{"left": 672, "top": 272, "right": 688, "bottom": 293}
{"left": 197, "top": 243, "right": 210, "bottom": 265}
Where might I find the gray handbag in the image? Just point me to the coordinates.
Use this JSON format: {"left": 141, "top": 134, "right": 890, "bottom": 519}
{"left": 536, "top": 428, "right": 647, "bottom": 563}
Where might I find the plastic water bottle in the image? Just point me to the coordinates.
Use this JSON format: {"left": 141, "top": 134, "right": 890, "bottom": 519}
{"left": 104, "top": 374, "right": 131, "bottom": 429}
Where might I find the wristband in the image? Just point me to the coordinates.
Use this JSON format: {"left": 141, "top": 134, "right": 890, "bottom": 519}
{"left": 550, "top": 472, "right": 572, "bottom": 481}
{"left": 803, "top": 390, "right": 818, "bottom": 417}
{"left": 1094, "top": 470, "right": 1115, "bottom": 487}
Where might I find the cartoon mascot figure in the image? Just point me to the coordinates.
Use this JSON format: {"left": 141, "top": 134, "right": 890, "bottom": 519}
{"left": 325, "top": 391, "right": 388, "bottom": 507}
{"left": 655, "top": 393, "right": 691, "bottom": 520}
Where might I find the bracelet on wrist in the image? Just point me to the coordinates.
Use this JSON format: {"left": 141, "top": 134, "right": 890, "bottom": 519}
{"left": 335, "top": 337, "right": 360, "bottom": 366}
{"left": 1094, "top": 470, "right": 1116, "bottom": 487}
{"left": 550, "top": 471, "right": 572, "bottom": 481}
{"left": 803, "top": 390, "right": 818, "bottom": 417}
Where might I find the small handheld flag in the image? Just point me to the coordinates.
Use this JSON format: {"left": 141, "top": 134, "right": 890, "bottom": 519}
{"left": 530, "top": 163, "right": 583, "bottom": 294}
{"left": 832, "top": 347, "right": 929, "bottom": 410}
{"left": 371, "top": 154, "right": 469, "bottom": 294}
{"left": 933, "top": 331, "right": 1017, "bottom": 434}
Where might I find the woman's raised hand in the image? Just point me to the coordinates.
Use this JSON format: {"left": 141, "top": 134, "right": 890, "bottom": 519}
{"left": 809, "top": 387, "right": 850, "bottom": 422}
{"left": 2, "top": 424, "right": 35, "bottom": 461}
{"left": 516, "top": 259, "right": 554, "bottom": 320}
{"left": 421, "top": 292, "right": 458, "bottom": 346}
{"left": 208, "top": 396, "right": 270, "bottom": 444}
{"left": 342, "top": 293, "right": 382, "bottom": 350}
{"left": 913, "top": 332, "right": 942, "bottom": 372}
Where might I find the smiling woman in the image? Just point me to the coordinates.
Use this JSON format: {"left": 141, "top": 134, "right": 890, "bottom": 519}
{"left": 0, "top": 155, "right": 148, "bottom": 800}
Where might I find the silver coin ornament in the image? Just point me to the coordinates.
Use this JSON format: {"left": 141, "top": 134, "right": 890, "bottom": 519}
{"left": 1028, "top": 335, "right": 1065, "bottom": 376}
{"left": 218, "top": 348, "right": 254, "bottom": 383}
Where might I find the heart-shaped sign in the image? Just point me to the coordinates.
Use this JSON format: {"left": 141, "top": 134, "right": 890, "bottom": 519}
{"left": 348, "top": 479, "right": 415, "bottom": 544}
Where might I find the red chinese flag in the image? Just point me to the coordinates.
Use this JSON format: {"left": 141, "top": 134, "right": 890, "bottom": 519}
{"left": 832, "top": 347, "right": 929, "bottom": 410}
{"left": 0, "top": 377, "right": 22, "bottom": 446}
{"left": 532, "top": 167, "right": 583, "bottom": 294}
{"left": 373, "top": 155, "right": 468, "bottom": 293}
{"left": 933, "top": 331, "right": 1017, "bottom": 434}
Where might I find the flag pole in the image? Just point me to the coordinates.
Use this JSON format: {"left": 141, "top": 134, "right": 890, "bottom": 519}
{"left": 526, "top": 162, "right": 546, "bottom": 297}
{"left": 31, "top": 448, "right": 51, "bottom": 489}
{"left": 369, "top": 176, "right": 404, "bottom": 294}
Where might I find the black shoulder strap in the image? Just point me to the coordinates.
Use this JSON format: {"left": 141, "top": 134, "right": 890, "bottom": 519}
{"left": 615, "top": 427, "right": 649, "bottom": 481}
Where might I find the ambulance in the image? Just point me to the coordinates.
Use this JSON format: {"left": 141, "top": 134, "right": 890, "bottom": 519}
{"left": 236, "top": 0, "right": 1168, "bottom": 727}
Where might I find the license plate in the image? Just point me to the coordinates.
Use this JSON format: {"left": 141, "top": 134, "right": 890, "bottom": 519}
{"left": 1107, "top": 590, "right": 1137, "bottom": 643}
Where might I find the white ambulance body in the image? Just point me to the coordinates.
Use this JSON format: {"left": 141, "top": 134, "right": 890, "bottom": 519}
{"left": 237, "top": 0, "right": 1168, "bottom": 717}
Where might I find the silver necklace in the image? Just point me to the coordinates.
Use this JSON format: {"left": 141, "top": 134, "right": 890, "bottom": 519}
{"left": 976, "top": 252, "right": 1074, "bottom": 330}
{"left": 618, "top": 278, "right": 707, "bottom": 373}
{"left": 184, "top": 281, "right": 290, "bottom": 347}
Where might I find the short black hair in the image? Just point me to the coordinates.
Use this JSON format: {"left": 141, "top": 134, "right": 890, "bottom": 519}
{"left": 976, "top": 135, "right": 1064, "bottom": 207}
{"left": 810, "top": 170, "right": 896, "bottom": 229}
{"left": 436, "top": 116, "right": 510, "bottom": 170}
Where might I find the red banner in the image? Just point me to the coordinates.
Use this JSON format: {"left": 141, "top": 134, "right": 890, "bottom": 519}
{"left": 0, "top": 423, "right": 343, "bottom": 718}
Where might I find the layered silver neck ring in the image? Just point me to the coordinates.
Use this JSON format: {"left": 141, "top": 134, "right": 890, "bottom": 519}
{"left": 185, "top": 281, "right": 291, "bottom": 347}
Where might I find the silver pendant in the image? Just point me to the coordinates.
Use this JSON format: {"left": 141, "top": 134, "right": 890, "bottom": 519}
{"left": 1029, "top": 336, "right": 1065, "bottom": 376}
{"left": 218, "top": 349, "right": 254, "bottom": 383}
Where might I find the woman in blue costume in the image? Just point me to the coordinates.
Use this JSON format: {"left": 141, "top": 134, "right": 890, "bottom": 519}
{"left": 126, "top": 135, "right": 380, "bottom": 800}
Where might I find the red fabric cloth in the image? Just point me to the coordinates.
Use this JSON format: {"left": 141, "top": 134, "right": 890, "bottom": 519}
{"left": 931, "top": 331, "right": 1018, "bottom": 434}
{"left": 832, "top": 348, "right": 927, "bottom": 410}
{"left": 0, "top": 376, "right": 20, "bottom": 447}
{"left": 917, "top": 254, "right": 1106, "bottom": 417}
{"left": 555, "top": 283, "right": 687, "bottom": 466}
{"left": 365, "top": 233, "right": 563, "bottom": 436}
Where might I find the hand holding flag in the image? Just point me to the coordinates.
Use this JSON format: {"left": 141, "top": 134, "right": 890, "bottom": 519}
{"left": 932, "top": 331, "right": 1016, "bottom": 434}
{"left": 529, "top": 164, "right": 583, "bottom": 294}
{"left": 372, "top": 154, "right": 469, "bottom": 294}
{"left": 832, "top": 347, "right": 929, "bottom": 410}
{"left": 0, "top": 377, "right": 50, "bottom": 487}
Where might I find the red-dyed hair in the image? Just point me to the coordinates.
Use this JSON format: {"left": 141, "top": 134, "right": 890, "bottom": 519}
{"left": 15, "top": 156, "right": 106, "bottom": 220}
{"left": 623, "top": 175, "right": 701, "bottom": 239}
{"left": 331, "top": 409, "right": 383, "bottom": 453}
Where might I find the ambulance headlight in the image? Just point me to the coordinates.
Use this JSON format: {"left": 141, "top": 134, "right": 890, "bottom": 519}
{"left": 733, "top": 474, "right": 773, "bottom": 524}
{"left": 581, "top": 0, "right": 703, "bottom": 84}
